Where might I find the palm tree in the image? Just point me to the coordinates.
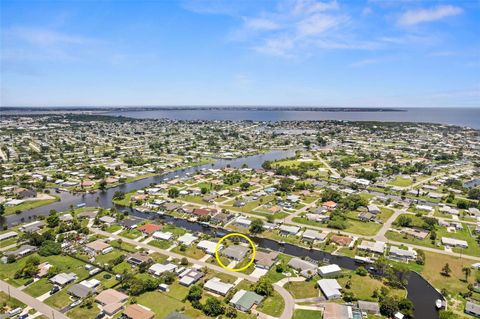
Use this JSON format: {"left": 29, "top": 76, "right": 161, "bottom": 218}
{"left": 462, "top": 266, "right": 471, "bottom": 282}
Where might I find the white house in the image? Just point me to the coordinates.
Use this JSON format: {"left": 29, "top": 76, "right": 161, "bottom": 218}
{"left": 317, "top": 279, "right": 342, "bottom": 300}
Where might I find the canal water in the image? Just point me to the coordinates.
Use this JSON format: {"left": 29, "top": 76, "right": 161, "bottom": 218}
{"left": 9, "top": 149, "right": 442, "bottom": 319}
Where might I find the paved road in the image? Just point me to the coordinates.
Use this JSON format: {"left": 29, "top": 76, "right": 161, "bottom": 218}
{"left": 92, "top": 228, "right": 295, "bottom": 319}
{"left": 0, "top": 280, "right": 69, "bottom": 319}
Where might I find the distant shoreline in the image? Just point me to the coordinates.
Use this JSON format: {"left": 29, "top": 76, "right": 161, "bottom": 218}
{"left": 1, "top": 106, "right": 405, "bottom": 112}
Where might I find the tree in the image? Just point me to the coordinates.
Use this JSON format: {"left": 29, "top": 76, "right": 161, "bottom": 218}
{"left": 398, "top": 298, "right": 414, "bottom": 317}
{"left": 99, "top": 179, "right": 107, "bottom": 190}
{"left": 225, "top": 306, "right": 238, "bottom": 318}
{"left": 187, "top": 285, "right": 203, "bottom": 302}
{"left": 180, "top": 257, "right": 188, "bottom": 265}
{"left": 441, "top": 263, "right": 451, "bottom": 277}
{"left": 203, "top": 297, "right": 225, "bottom": 316}
{"left": 46, "top": 210, "right": 59, "bottom": 228}
{"left": 397, "top": 215, "right": 412, "bottom": 227}
{"left": 168, "top": 187, "right": 179, "bottom": 198}
{"left": 254, "top": 277, "right": 273, "bottom": 296}
{"left": 0, "top": 203, "right": 4, "bottom": 216}
{"left": 249, "top": 219, "right": 264, "bottom": 234}
{"left": 356, "top": 266, "right": 368, "bottom": 276}
{"left": 380, "top": 296, "right": 399, "bottom": 317}
{"left": 38, "top": 240, "right": 61, "bottom": 256}
{"left": 462, "top": 266, "right": 472, "bottom": 281}
{"left": 113, "top": 191, "right": 125, "bottom": 200}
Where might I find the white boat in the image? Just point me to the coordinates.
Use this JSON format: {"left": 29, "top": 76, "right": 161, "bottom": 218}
{"left": 435, "top": 299, "right": 443, "bottom": 309}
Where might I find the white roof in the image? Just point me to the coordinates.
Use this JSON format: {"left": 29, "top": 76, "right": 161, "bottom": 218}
{"left": 178, "top": 233, "right": 198, "bottom": 245}
{"left": 204, "top": 277, "right": 234, "bottom": 295}
{"left": 441, "top": 237, "right": 468, "bottom": 247}
{"left": 358, "top": 241, "right": 385, "bottom": 254}
{"left": 0, "top": 231, "right": 17, "bottom": 241}
{"left": 317, "top": 279, "right": 342, "bottom": 299}
{"left": 279, "top": 225, "right": 300, "bottom": 234}
{"left": 197, "top": 240, "right": 221, "bottom": 254}
{"left": 80, "top": 278, "right": 101, "bottom": 288}
{"left": 318, "top": 264, "right": 342, "bottom": 276}
{"left": 235, "top": 217, "right": 252, "bottom": 226}
{"left": 152, "top": 231, "right": 173, "bottom": 240}
{"left": 149, "top": 263, "right": 176, "bottom": 275}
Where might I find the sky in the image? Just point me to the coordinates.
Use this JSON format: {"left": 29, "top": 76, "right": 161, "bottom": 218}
{"left": 0, "top": 0, "right": 479, "bottom": 108}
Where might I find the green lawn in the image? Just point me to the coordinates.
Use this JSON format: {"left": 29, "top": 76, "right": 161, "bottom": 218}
{"left": 67, "top": 303, "right": 102, "bottom": 319}
{"left": 23, "top": 278, "right": 53, "bottom": 297}
{"left": 104, "top": 224, "right": 122, "bottom": 233}
{"left": 136, "top": 290, "right": 206, "bottom": 319}
{"left": 257, "top": 291, "right": 285, "bottom": 317}
{"left": 337, "top": 272, "right": 406, "bottom": 301}
{"left": 387, "top": 176, "right": 413, "bottom": 187}
{"left": 119, "top": 229, "right": 142, "bottom": 239}
{"left": 44, "top": 288, "right": 72, "bottom": 309}
{"left": 4, "top": 196, "right": 60, "bottom": 216}
{"left": 95, "top": 249, "right": 125, "bottom": 266}
{"left": 149, "top": 239, "right": 172, "bottom": 250}
{"left": 171, "top": 245, "right": 206, "bottom": 259}
{"left": 284, "top": 279, "right": 319, "bottom": 299}
{"left": 294, "top": 309, "right": 323, "bottom": 319}
{"left": 0, "top": 291, "right": 26, "bottom": 311}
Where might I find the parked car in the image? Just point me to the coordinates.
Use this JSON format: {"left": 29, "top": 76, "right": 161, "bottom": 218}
{"left": 70, "top": 300, "right": 82, "bottom": 308}
{"left": 95, "top": 312, "right": 106, "bottom": 319}
{"left": 24, "top": 278, "right": 34, "bottom": 286}
{"left": 19, "top": 314, "right": 29, "bottom": 319}
{"left": 50, "top": 286, "right": 60, "bottom": 295}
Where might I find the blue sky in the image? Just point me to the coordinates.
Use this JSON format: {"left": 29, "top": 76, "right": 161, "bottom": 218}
{"left": 1, "top": 0, "right": 479, "bottom": 107}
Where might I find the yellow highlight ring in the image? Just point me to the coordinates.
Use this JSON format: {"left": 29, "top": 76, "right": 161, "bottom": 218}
{"left": 215, "top": 233, "right": 256, "bottom": 272}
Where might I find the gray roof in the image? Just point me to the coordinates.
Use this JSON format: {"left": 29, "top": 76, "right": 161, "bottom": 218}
{"left": 164, "top": 312, "right": 192, "bottom": 319}
{"left": 68, "top": 283, "right": 94, "bottom": 298}
{"left": 222, "top": 245, "right": 249, "bottom": 260}
{"left": 466, "top": 301, "right": 480, "bottom": 315}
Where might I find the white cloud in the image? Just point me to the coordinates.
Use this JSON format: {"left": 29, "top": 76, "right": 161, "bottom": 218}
{"left": 296, "top": 14, "right": 341, "bottom": 36}
{"left": 398, "top": 5, "right": 463, "bottom": 26}
{"left": 7, "top": 27, "right": 90, "bottom": 46}
{"left": 243, "top": 17, "right": 280, "bottom": 31}
{"left": 292, "top": 0, "right": 338, "bottom": 16}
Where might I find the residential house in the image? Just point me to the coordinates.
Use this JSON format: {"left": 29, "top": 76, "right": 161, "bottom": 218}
{"left": 318, "top": 264, "right": 342, "bottom": 278}
{"left": 229, "top": 290, "right": 264, "bottom": 312}
{"left": 152, "top": 231, "right": 173, "bottom": 241}
{"left": 5, "top": 245, "right": 38, "bottom": 259}
{"left": 222, "top": 245, "right": 249, "bottom": 261}
{"left": 254, "top": 251, "right": 279, "bottom": 270}
{"left": 85, "top": 240, "right": 113, "bottom": 255}
{"left": 465, "top": 301, "right": 480, "bottom": 318}
{"left": 123, "top": 304, "right": 155, "bottom": 319}
{"left": 177, "top": 233, "right": 198, "bottom": 246}
{"left": 317, "top": 279, "right": 342, "bottom": 300}
{"left": 137, "top": 224, "right": 162, "bottom": 236}
{"left": 357, "top": 241, "right": 386, "bottom": 255}
{"left": 204, "top": 277, "right": 234, "bottom": 296}
{"left": 127, "top": 252, "right": 153, "bottom": 266}
{"left": 389, "top": 246, "right": 417, "bottom": 262}
{"left": 287, "top": 257, "right": 317, "bottom": 278}
{"left": 19, "top": 221, "right": 45, "bottom": 233}
{"left": 148, "top": 263, "right": 177, "bottom": 276}
{"left": 331, "top": 235, "right": 353, "bottom": 247}
{"left": 302, "top": 229, "right": 327, "bottom": 242}
{"left": 50, "top": 272, "right": 77, "bottom": 287}
{"left": 197, "top": 240, "right": 221, "bottom": 255}
{"left": 178, "top": 268, "right": 204, "bottom": 287}
{"left": 357, "top": 301, "right": 380, "bottom": 315}
{"left": 279, "top": 225, "right": 300, "bottom": 236}
{"left": 367, "top": 204, "right": 380, "bottom": 214}
{"left": 95, "top": 289, "right": 128, "bottom": 316}
{"left": 442, "top": 237, "right": 469, "bottom": 248}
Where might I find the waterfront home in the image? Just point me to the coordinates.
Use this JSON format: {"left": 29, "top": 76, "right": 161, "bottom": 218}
{"left": 234, "top": 217, "right": 252, "bottom": 228}
{"left": 318, "top": 264, "right": 342, "bottom": 278}
{"left": 197, "top": 240, "right": 222, "bottom": 255}
{"left": 279, "top": 225, "right": 300, "bottom": 236}
{"left": 317, "top": 279, "right": 342, "bottom": 300}
{"left": 222, "top": 245, "right": 249, "bottom": 260}
{"left": 50, "top": 272, "right": 77, "bottom": 286}
{"left": 330, "top": 235, "right": 353, "bottom": 247}
{"left": 137, "top": 223, "right": 162, "bottom": 236}
{"left": 19, "top": 221, "right": 45, "bottom": 233}
{"left": 121, "top": 217, "right": 142, "bottom": 229}
{"left": 357, "top": 240, "right": 386, "bottom": 255}
{"left": 442, "top": 237, "right": 468, "bottom": 248}
{"left": 254, "top": 251, "right": 279, "bottom": 269}
{"left": 287, "top": 257, "right": 317, "bottom": 278}
{"left": 229, "top": 290, "right": 264, "bottom": 312}
{"left": 204, "top": 277, "right": 234, "bottom": 296}
{"left": 99, "top": 216, "right": 116, "bottom": 225}
{"left": 177, "top": 233, "right": 198, "bottom": 246}
{"left": 152, "top": 231, "right": 173, "bottom": 241}
{"left": 85, "top": 240, "right": 113, "bottom": 255}
{"left": 301, "top": 229, "right": 327, "bottom": 242}
{"left": 389, "top": 246, "right": 417, "bottom": 262}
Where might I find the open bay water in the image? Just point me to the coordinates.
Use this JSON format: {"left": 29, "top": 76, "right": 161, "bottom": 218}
{"left": 105, "top": 107, "right": 480, "bottom": 129}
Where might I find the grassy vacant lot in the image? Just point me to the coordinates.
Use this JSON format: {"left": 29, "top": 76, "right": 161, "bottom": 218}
{"left": 4, "top": 196, "right": 60, "bottom": 216}
{"left": 171, "top": 245, "right": 206, "bottom": 259}
{"left": 149, "top": 239, "right": 172, "bottom": 250}
{"left": 66, "top": 303, "right": 101, "bottom": 319}
{"left": 387, "top": 176, "right": 413, "bottom": 187}
{"left": 257, "top": 290, "right": 285, "bottom": 317}
{"left": 337, "top": 272, "right": 406, "bottom": 301}
{"left": 294, "top": 309, "right": 322, "bottom": 319}
{"left": 109, "top": 239, "right": 137, "bottom": 252}
{"left": 264, "top": 254, "right": 294, "bottom": 283}
{"left": 44, "top": 288, "right": 72, "bottom": 309}
{"left": 421, "top": 251, "right": 478, "bottom": 295}
{"left": 284, "top": 279, "right": 319, "bottom": 299}
{"left": 119, "top": 229, "right": 142, "bottom": 239}
{"left": 95, "top": 249, "right": 124, "bottom": 266}
{"left": 104, "top": 224, "right": 122, "bottom": 233}
{"left": 136, "top": 290, "right": 206, "bottom": 319}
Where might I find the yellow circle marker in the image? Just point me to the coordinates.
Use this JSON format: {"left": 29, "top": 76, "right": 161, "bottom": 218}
{"left": 215, "top": 233, "right": 256, "bottom": 272}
